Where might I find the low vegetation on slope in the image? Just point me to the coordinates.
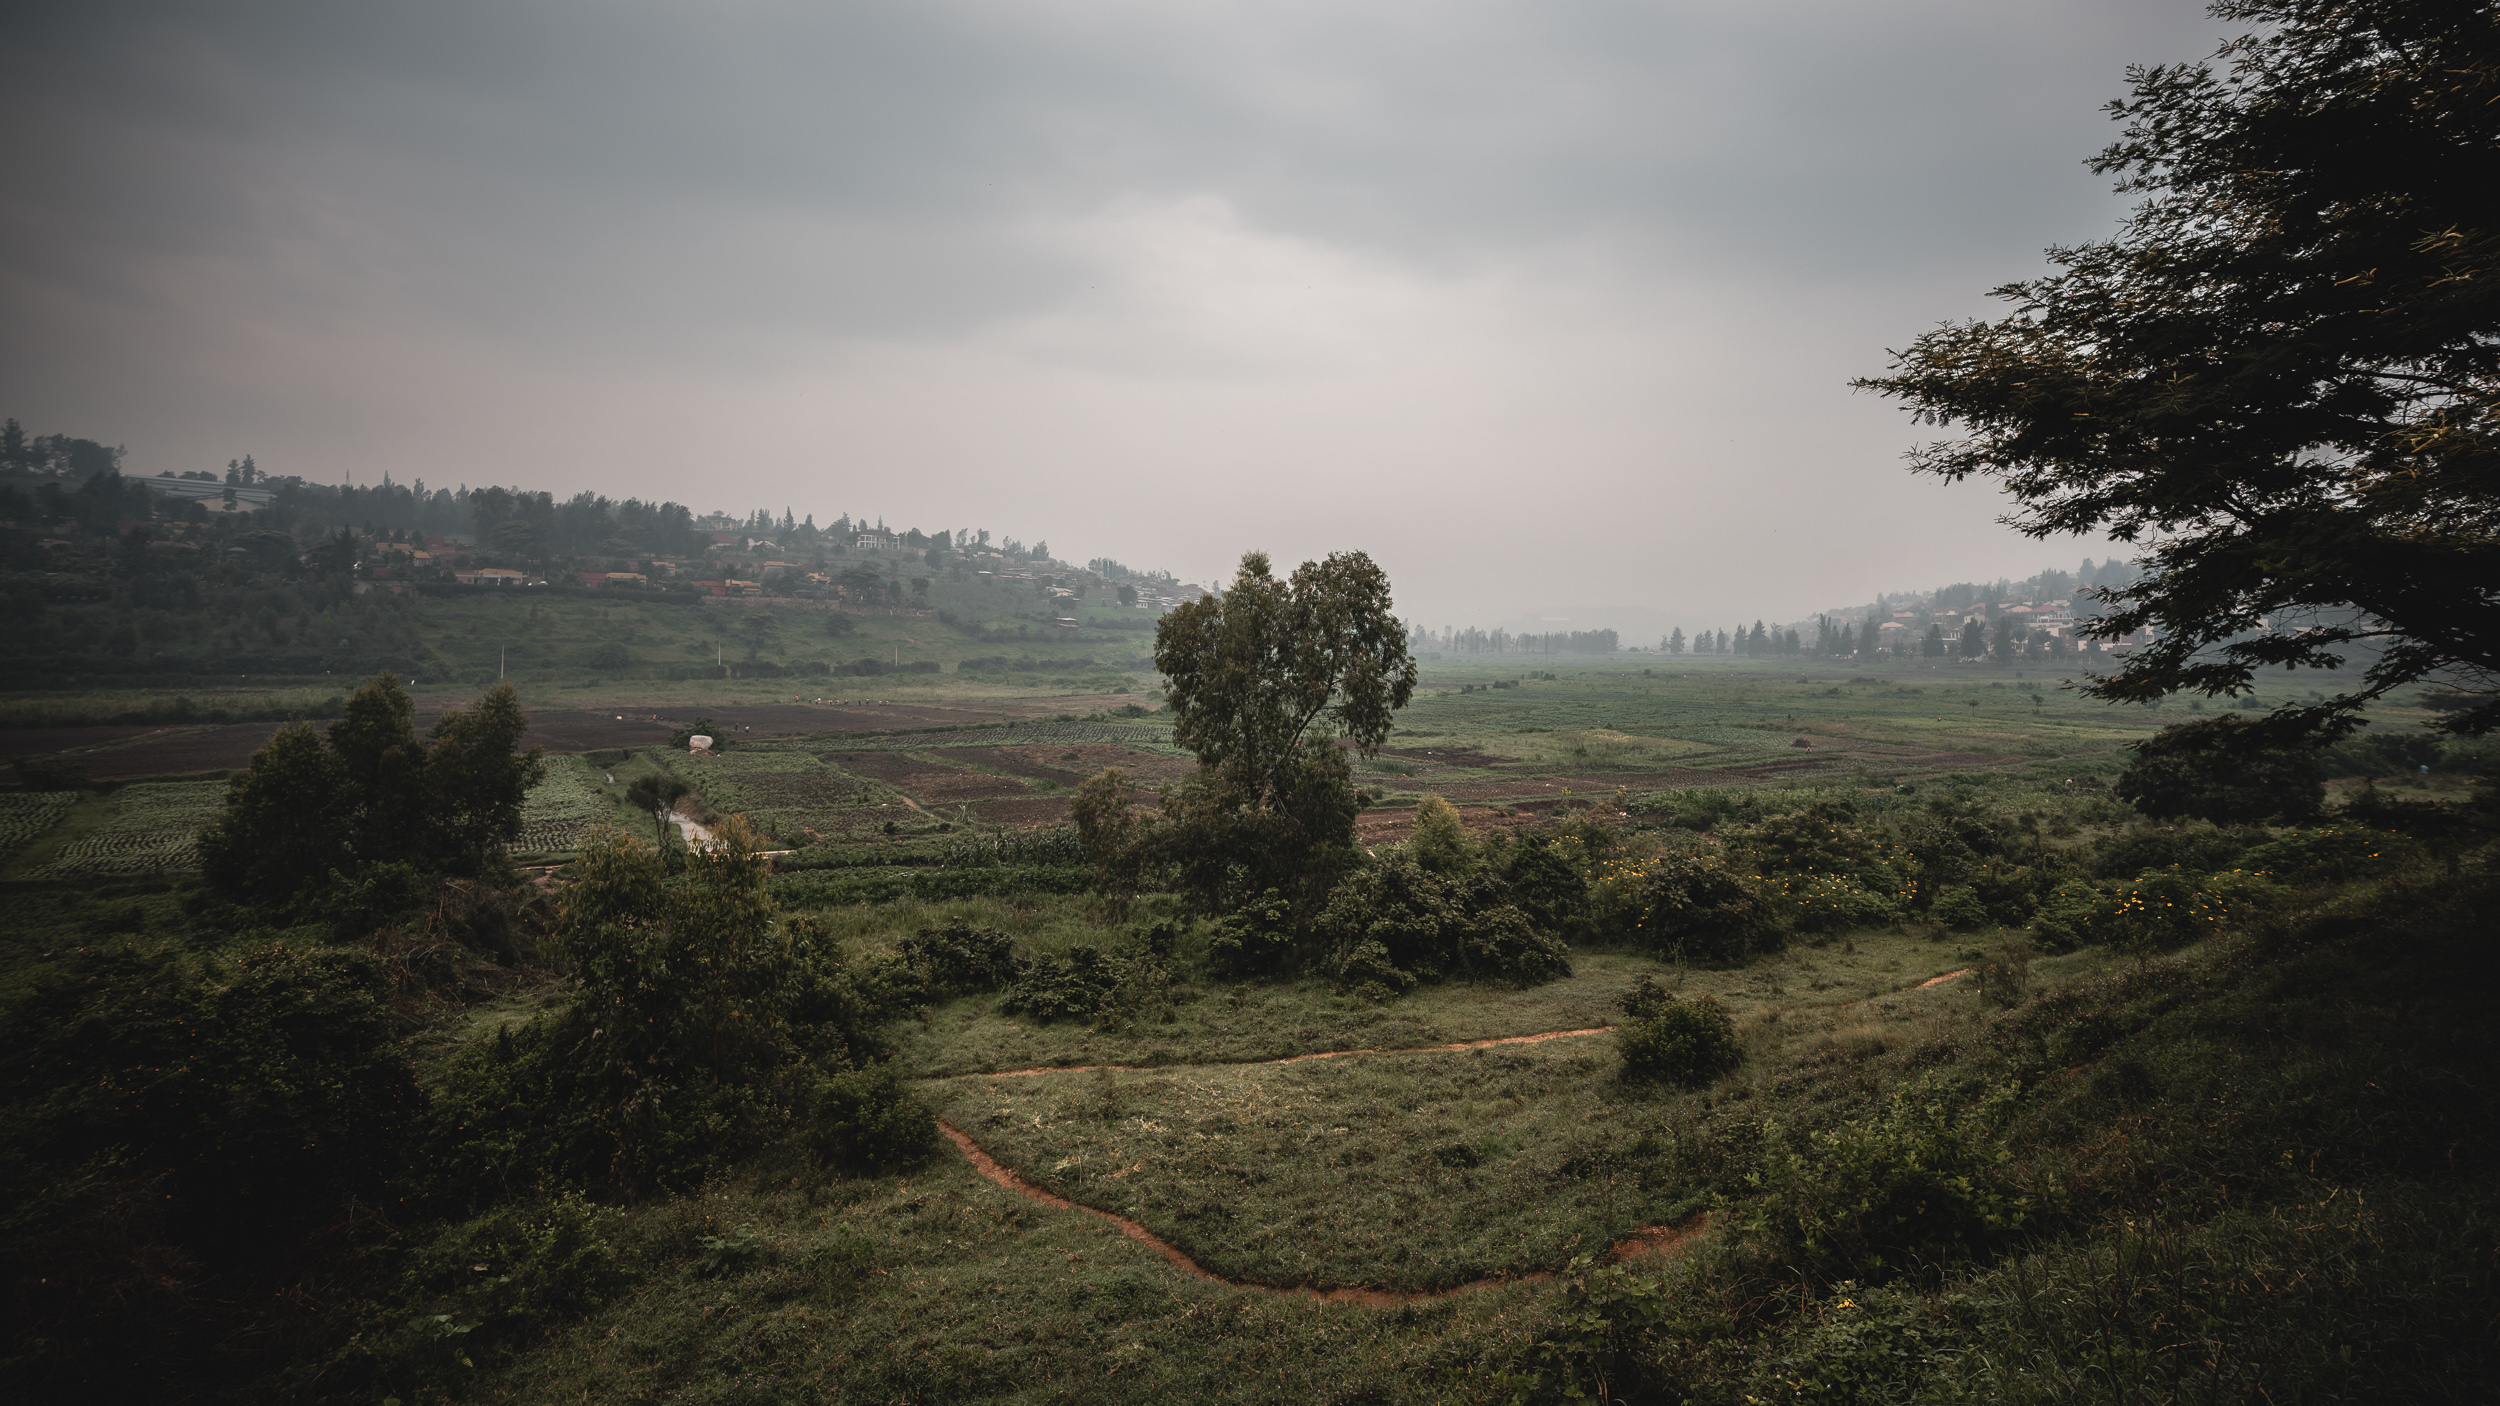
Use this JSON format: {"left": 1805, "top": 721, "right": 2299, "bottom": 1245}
{"left": 2, "top": 730, "right": 2492, "bottom": 1401}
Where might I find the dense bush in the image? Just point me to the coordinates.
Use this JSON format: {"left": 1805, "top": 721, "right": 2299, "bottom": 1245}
{"left": 2320, "top": 728, "right": 2446, "bottom": 776}
{"left": 1314, "top": 853, "right": 1467, "bottom": 982}
{"left": 1762, "top": 872, "right": 1903, "bottom": 933}
{"left": 1206, "top": 887, "right": 1297, "bottom": 978}
{"left": 1721, "top": 802, "right": 1898, "bottom": 885}
{"left": 1626, "top": 851, "right": 1777, "bottom": 962}
{"left": 1501, "top": 835, "right": 1591, "bottom": 936}
{"left": 1747, "top": 1080, "right": 2036, "bottom": 1281}
{"left": 2094, "top": 822, "right": 2254, "bottom": 879}
{"left": 1930, "top": 884, "right": 1990, "bottom": 931}
{"left": 1462, "top": 903, "right": 1573, "bottom": 986}
{"left": 2115, "top": 716, "right": 2324, "bottom": 823}
{"left": 1313, "top": 850, "right": 1574, "bottom": 991}
{"left": 1632, "top": 787, "right": 1740, "bottom": 830}
{"left": 896, "top": 916, "right": 1019, "bottom": 996}
{"left": 1332, "top": 938, "right": 1416, "bottom": 1001}
{"left": 1616, "top": 990, "right": 1741, "bottom": 1086}
{"left": 2031, "top": 866, "right": 2282, "bottom": 959}
{"left": 2240, "top": 825, "right": 2413, "bottom": 883}
{"left": 803, "top": 1066, "right": 939, "bottom": 1173}
{"left": 1000, "top": 945, "right": 1126, "bottom": 1023}
{"left": 0, "top": 944, "right": 421, "bottom": 1393}
{"left": 767, "top": 863, "right": 1090, "bottom": 907}
{"left": 0, "top": 944, "right": 418, "bottom": 1247}
{"left": 356, "top": 1191, "right": 628, "bottom": 1392}
{"left": 423, "top": 821, "right": 924, "bottom": 1200}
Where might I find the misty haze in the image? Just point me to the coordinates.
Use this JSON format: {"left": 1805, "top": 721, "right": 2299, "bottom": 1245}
{"left": 1, "top": 1, "right": 2493, "bottom": 1402}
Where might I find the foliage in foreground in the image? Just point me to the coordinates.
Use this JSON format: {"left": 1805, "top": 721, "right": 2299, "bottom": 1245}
{"left": 0, "top": 944, "right": 422, "bottom": 1395}
{"left": 1854, "top": 0, "right": 2500, "bottom": 742}
{"left": 426, "top": 819, "right": 931, "bottom": 1202}
{"left": 1503, "top": 870, "right": 2500, "bottom": 1404}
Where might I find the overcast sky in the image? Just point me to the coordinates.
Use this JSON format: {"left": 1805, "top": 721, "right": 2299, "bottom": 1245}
{"left": 1, "top": 0, "right": 2233, "bottom": 634}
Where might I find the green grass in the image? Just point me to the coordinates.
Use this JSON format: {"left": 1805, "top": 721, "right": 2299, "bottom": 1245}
{"left": 888, "top": 936, "right": 1994, "bottom": 1078}
{"left": 923, "top": 1038, "right": 1673, "bottom": 1292}
{"left": 367, "top": 871, "right": 2498, "bottom": 1404}
{"left": 3, "top": 649, "right": 2489, "bottom": 1403}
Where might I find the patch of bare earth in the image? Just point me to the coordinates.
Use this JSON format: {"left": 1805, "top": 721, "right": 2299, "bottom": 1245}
{"left": 971, "top": 796, "right": 1076, "bottom": 827}
{"left": 903, "top": 769, "right": 1034, "bottom": 803}
{"left": 972, "top": 743, "right": 1196, "bottom": 787}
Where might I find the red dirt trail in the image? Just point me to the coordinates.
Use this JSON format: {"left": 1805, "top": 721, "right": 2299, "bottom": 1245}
{"left": 936, "top": 1119, "right": 1711, "bottom": 1306}
{"left": 929, "top": 964, "right": 1973, "bottom": 1301}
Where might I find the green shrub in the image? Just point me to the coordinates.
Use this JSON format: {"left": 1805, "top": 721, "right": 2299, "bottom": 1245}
{"left": 0, "top": 944, "right": 417, "bottom": 1246}
{"left": 1930, "top": 884, "right": 1990, "bottom": 931}
{"left": 1741, "top": 1281, "right": 1956, "bottom": 1404}
{"left": 1974, "top": 934, "right": 2031, "bottom": 1008}
{"left": 1721, "top": 802, "right": 1898, "bottom": 884}
{"left": 314, "top": 860, "right": 430, "bottom": 940}
{"left": 2240, "top": 824, "right": 2413, "bottom": 883}
{"left": 1206, "top": 887, "right": 1297, "bottom": 978}
{"left": 2052, "top": 866, "right": 2284, "bottom": 959}
{"left": 361, "top": 1191, "right": 627, "bottom": 1388}
{"left": 1747, "top": 1080, "right": 2035, "bottom": 1281}
{"left": 1462, "top": 903, "right": 1572, "bottom": 986}
{"left": 803, "top": 1066, "right": 938, "bottom": 1174}
{"left": 1633, "top": 787, "right": 1740, "bottom": 830}
{"left": 1763, "top": 872, "right": 1903, "bottom": 933}
{"left": 1628, "top": 850, "right": 1777, "bottom": 962}
{"left": 999, "top": 945, "right": 1123, "bottom": 1023}
{"left": 425, "top": 822, "right": 910, "bottom": 1201}
{"left": 0, "top": 944, "right": 420, "bottom": 1395}
{"left": 2094, "top": 822, "right": 2253, "bottom": 879}
{"left": 2114, "top": 715, "right": 2324, "bottom": 823}
{"left": 2028, "top": 878, "right": 2104, "bottom": 952}
{"left": 1332, "top": 938, "right": 1416, "bottom": 1001}
{"left": 896, "top": 916, "right": 1019, "bottom": 995}
{"left": 1501, "top": 837, "right": 1590, "bottom": 936}
{"left": 1617, "top": 993, "right": 1742, "bottom": 1085}
{"left": 1314, "top": 852, "right": 1468, "bottom": 983}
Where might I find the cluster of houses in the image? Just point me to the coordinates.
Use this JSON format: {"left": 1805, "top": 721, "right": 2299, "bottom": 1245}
{"left": 312, "top": 516, "right": 1214, "bottom": 616}
{"left": 1858, "top": 593, "right": 2159, "bottom": 656}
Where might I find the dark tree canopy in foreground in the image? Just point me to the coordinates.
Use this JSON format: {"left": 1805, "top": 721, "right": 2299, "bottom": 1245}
{"left": 1858, "top": 0, "right": 2500, "bottom": 739}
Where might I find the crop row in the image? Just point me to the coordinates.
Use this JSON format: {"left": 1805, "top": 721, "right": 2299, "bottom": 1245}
{"left": 0, "top": 793, "right": 78, "bottom": 858}
{"left": 514, "top": 756, "right": 617, "bottom": 854}
{"left": 32, "top": 782, "right": 226, "bottom": 877}
{"left": 836, "top": 722, "right": 1175, "bottom": 752}
{"left": 659, "top": 750, "right": 895, "bottom": 846}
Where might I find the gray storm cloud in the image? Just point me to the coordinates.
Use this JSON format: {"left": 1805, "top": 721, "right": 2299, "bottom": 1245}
{"left": 1, "top": 0, "right": 2226, "bottom": 627}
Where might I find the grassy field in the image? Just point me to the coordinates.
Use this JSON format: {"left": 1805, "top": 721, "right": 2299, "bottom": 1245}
{"left": 351, "top": 869, "right": 2492, "bottom": 1404}
{"left": 2, "top": 651, "right": 2491, "bottom": 1403}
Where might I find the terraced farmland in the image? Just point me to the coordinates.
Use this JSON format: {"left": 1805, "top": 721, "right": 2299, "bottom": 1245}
{"left": 514, "top": 755, "right": 619, "bottom": 855}
{"left": 0, "top": 793, "right": 77, "bottom": 861}
{"left": 31, "top": 781, "right": 226, "bottom": 877}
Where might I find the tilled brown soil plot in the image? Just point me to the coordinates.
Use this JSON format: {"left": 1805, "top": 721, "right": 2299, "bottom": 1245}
{"left": 5, "top": 696, "right": 1085, "bottom": 781}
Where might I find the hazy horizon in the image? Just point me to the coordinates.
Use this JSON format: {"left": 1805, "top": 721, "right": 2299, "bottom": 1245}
{"left": 3, "top": 1, "right": 2231, "bottom": 633}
